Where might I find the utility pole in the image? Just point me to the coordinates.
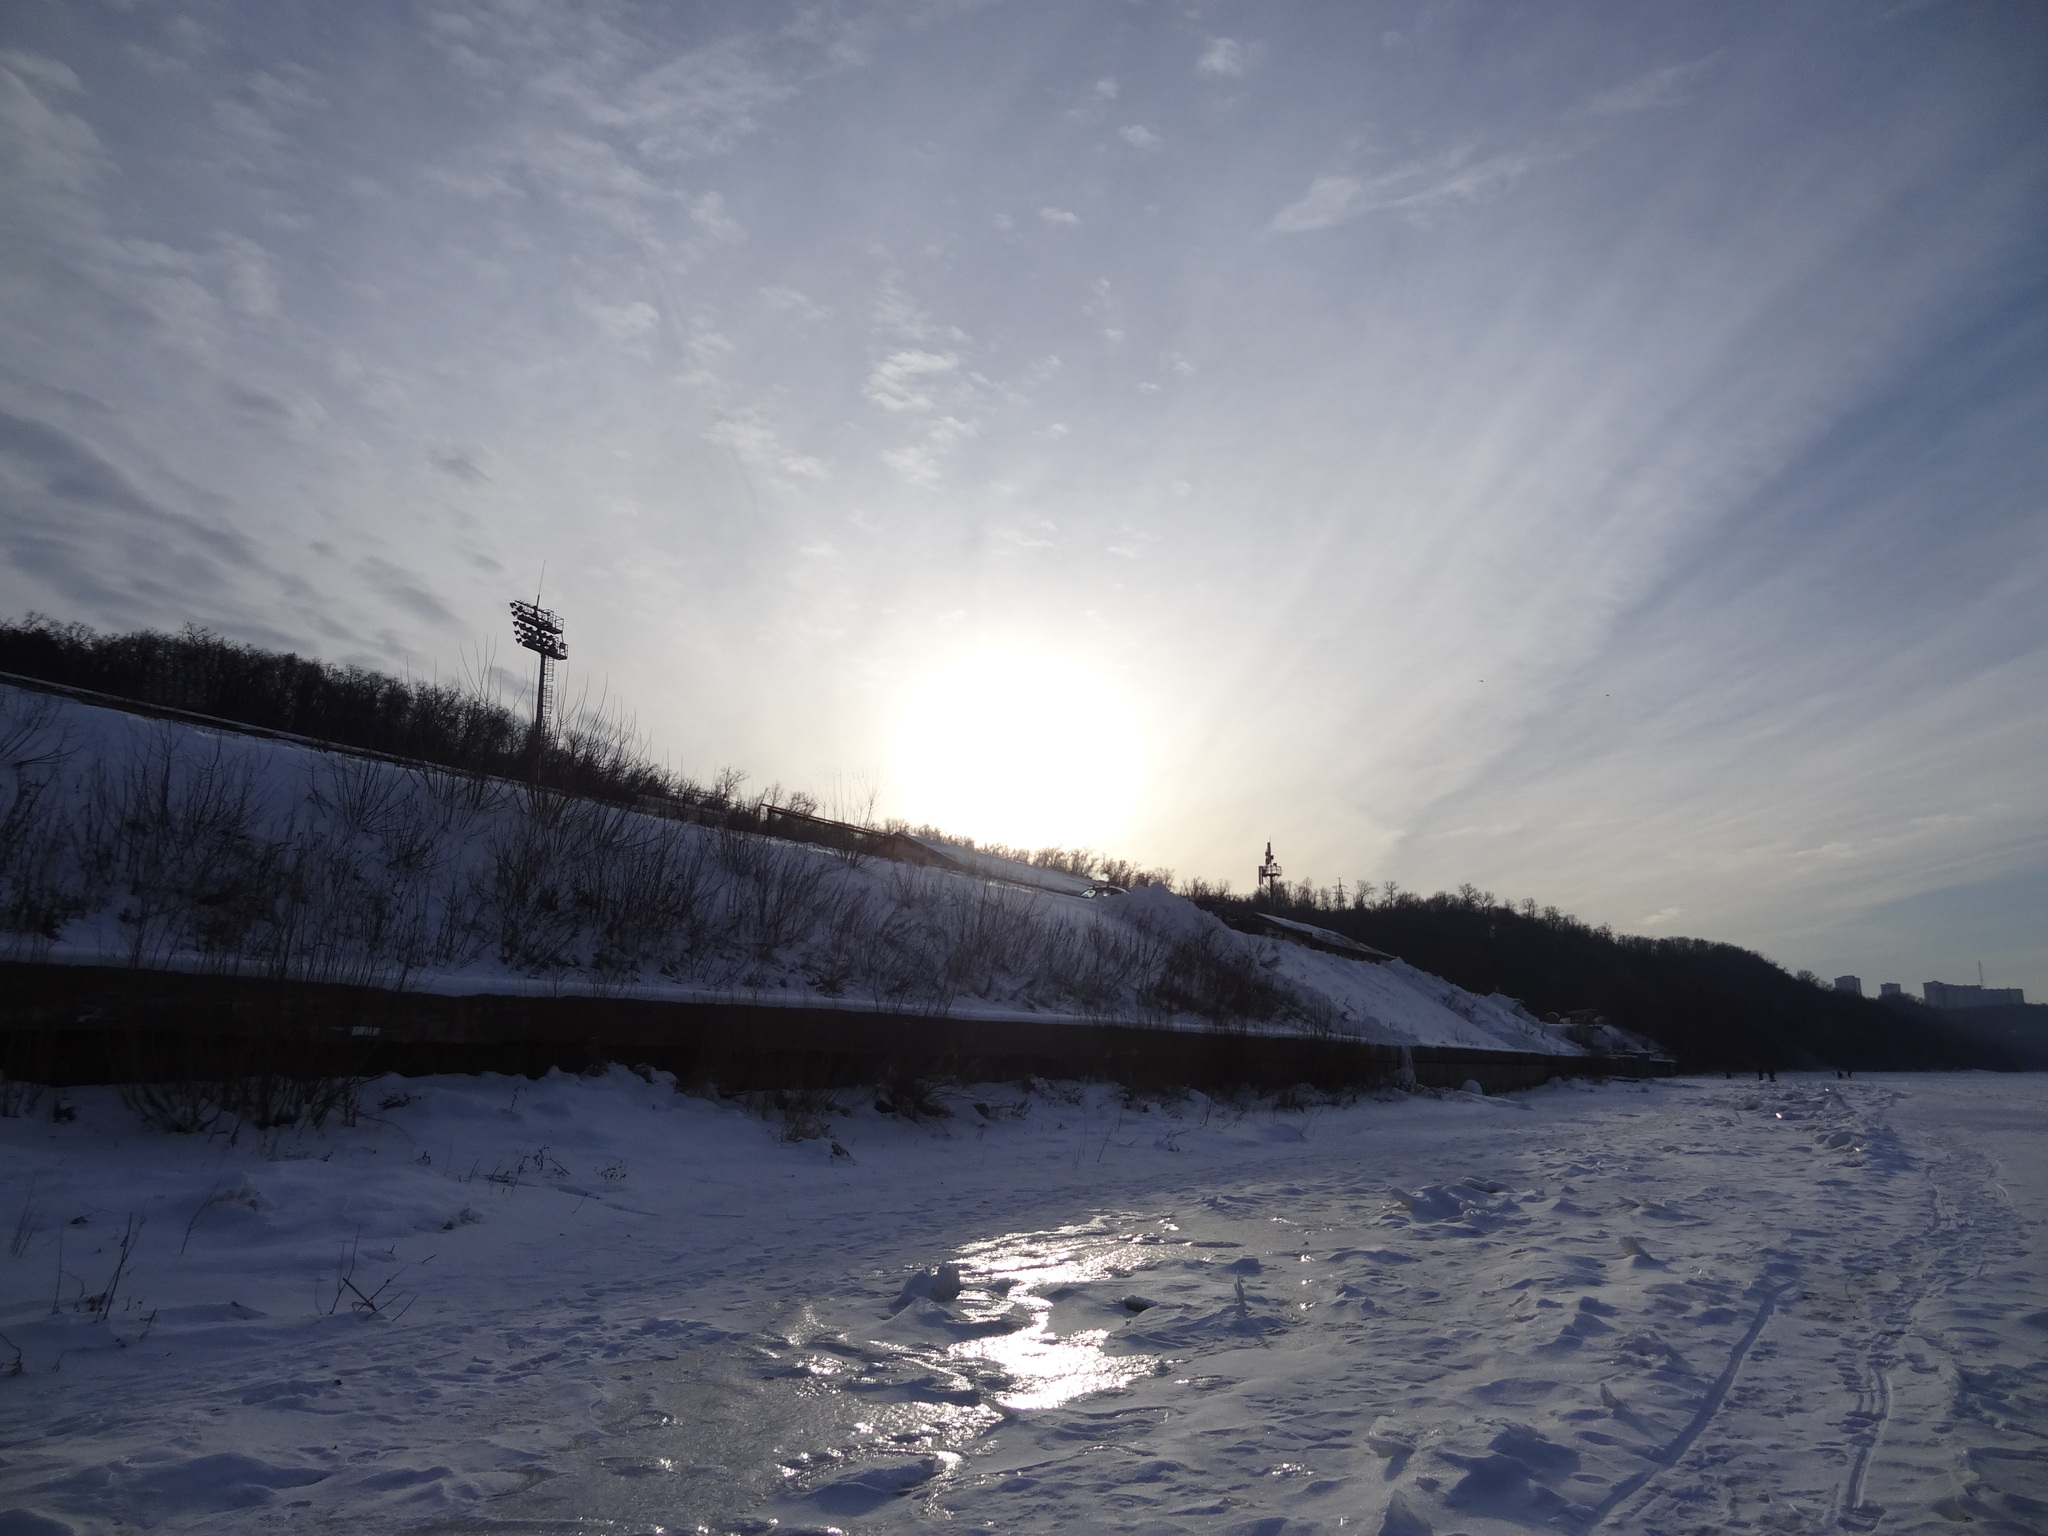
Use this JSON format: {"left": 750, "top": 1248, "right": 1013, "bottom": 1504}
{"left": 509, "top": 593, "right": 567, "bottom": 771}
{"left": 1256, "top": 842, "right": 1283, "bottom": 907}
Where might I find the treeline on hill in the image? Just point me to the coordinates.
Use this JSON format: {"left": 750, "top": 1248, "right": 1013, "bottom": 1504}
{"left": 1206, "top": 882, "right": 2000, "bottom": 1073}
{"left": 0, "top": 615, "right": 685, "bottom": 806}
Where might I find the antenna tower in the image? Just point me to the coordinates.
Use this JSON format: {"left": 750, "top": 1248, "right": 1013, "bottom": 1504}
{"left": 1256, "top": 842, "right": 1284, "bottom": 906}
{"left": 509, "top": 592, "right": 567, "bottom": 767}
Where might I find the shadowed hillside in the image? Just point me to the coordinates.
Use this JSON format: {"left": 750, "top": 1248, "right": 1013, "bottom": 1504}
{"left": 1207, "top": 887, "right": 2002, "bottom": 1074}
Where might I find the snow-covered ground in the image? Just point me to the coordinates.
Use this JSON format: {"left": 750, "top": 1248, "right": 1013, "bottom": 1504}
{"left": 3, "top": 1070, "right": 2044, "bottom": 1534}
{"left": 0, "top": 681, "right": 1578, "bottom": 1053}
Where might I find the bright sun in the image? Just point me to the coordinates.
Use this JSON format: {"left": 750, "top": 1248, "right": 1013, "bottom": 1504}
{"left": 892, "top": 651, "right": 1145, "bottom": 852}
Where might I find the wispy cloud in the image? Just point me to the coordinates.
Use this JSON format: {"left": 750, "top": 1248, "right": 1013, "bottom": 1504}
{"left": 880, "top": 413, "right": 977, "bottom": 487}
{"left": 0, "top": 51, "right": 106, "bottom": 221}
{"left": 1580, "top": 55, "right": 1719, "bottom": 116}
{"left": 0, "top": 411, "right": 272, "bottom": 620}
{"left": 706, "top": 410, "right": 830, "bottom": 487}
{"left": 357, "top": 554, "right": 459, "bottom": 627}
{"left": 864, "top": 349, "right": 958, "bottom": 413}
{"left": 1196, "top": 38, "right": 1246, "bottom": 78}
{"left": 1270, "top": 146, "right": 1541, "bottom": 232}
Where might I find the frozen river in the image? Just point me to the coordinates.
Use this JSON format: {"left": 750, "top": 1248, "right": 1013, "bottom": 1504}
{"left": 3, "top": 1070, "right": 2044, "bottom": 1534}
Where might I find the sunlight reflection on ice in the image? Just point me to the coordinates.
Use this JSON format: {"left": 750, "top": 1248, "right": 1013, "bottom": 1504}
{"left": 939, "top": 1217, "right": 1163, "bottom": 1411}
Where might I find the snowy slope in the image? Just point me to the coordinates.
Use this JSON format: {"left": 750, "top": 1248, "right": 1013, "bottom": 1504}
{"left": 1, "top": 1070, "right": 2043, "bottom": 1533}
{"left": 907, "top": 835, "right": 1100, "bottom": 898}
{"left": 0, "top": 682, "right": 1580, "bottom": 1054}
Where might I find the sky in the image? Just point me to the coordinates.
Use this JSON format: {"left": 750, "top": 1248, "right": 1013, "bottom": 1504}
{"left": 1, "top": 0, "right": 2044, "bottom": 997}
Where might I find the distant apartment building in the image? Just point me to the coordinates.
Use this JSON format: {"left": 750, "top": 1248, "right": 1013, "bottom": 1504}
{"left": 1833, "top": 975, "right": 1862, "bottom": 996}
{"left": 1923, "top": 980, "right": 2027, "bottom": 1009}
{"left": 1878, "top": 982, "right": 1904, "bottom": 1000}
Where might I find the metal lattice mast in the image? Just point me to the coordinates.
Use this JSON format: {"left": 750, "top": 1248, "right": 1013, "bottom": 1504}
{"left": 509, "top": 595, "right": 566, "bottom": 766}
{"left": 1257, "top": 841, "right": 1283, "bottom": 907}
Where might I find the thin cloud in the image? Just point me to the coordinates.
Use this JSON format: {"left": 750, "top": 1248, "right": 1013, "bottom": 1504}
{"left": 864, "top": 349, "right": 958, "bottom": 413}
{"left": 0, "top": 411, "right": 270, "bottom": 618}
{"left": 880, "top": 412, "right": 977, "bottom": 487}
{"left": 1270, "top": 147, "right": 1541, "bottom": 232}
{"left": 356, "top": 554, "right": 460, "bottom": 627}
{"left": 429, "top": 448, "right": 490, "bottom": 484}
{"left": 1581, "top": 55, "right": 1720, "bottom": 116}
{"left": 690, "top": 190, "right": 742, "bottom": 240}
{"left": 0, "top": 51, "right": 107, "bottom": 209}
{"left": 1196, "top": 38, "right": 1246, "bottom": 78}
{"left": 582, "top": 297, "right": 661, "bottom": 343}
{"left": 1270, "top": 174, "right": 1365, "bottom": 234}
{"left": 758, "top": 284, "right": 829, "bottom": 320}
{"left": 705, "top": 410, "right": 831, "bottom": 486}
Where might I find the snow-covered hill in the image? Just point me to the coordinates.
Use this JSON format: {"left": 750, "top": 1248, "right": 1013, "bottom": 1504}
{"left": 0, "top": 682, "right": 1581, "bottom": 1055}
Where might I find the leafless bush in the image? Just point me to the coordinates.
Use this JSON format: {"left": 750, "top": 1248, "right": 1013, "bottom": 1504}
{"left": 813, "top": 877, "right": 933, "bottom": 1009}
{"left": 820, "top": 866, "right": 959, "bottom": 1012}
{"left": 745, "top": 1087, "right": 843, "bottom": 1142}
{"left": 873, "top": 1072, "right": 951, "bottom": 1120}
{"left": 9, "top": 1172, "right": 39, "bottom": 1256}
{"left": 0, "top": 693, "right": 90, "bottom": 943}
{"left": 310, "top": 754, "right": 410, "bottom": 840}
{"left": 0, "top": 691, "right": 66, "bottom": 770}
{"left": 406, "top": 760, "right": 508, "bottom": 827}
{"left": 84, "top": 731, "right": 270, "bottom": 968}
{"left": 324, "top": 1230, "right": 422, "bottom": 1319}
{"left": 801, "top": 868, "right": 1162, "bottom": 1018}
{"left": 0, "top": 1069, "right": 42, "bottom": 1120}
{"left": 1143, "top": 927, "right": 1295, "bottom": 1029}
{"left": 930, "top": 882, "right": 1034, "bottom": 996}
{"left": 478, "top": 787, "right": 721, "bottom": 978}
{"left": 82, "top": 1214, "right": 142, "bottom": 1322}
{"left": 1290, "top": 990, "right": 1343, "bottom": 1038}
{"left": 128, "top": 753, "right": 462, "bottom": 988}
{"left": 481, "top": 787, "right": 595, "bottom": 973}
{"left": 598, "top": 827, "right": 713, "bottom": 978}
{"left": 1038, "top": 915, "right": 1160, "bottom": 1015}
{"left": 128, "top": 1069, "right": 364, "bottom": 1134}
{"left": 716, "top": 830, "right": 832, "bottom": 959}
{"left": 118, "top": 1036, "right": 367, "bottom": 1135}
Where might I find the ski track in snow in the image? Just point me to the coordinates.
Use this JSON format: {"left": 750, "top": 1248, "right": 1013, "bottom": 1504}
{"left": 2, "top": 1073, "right": 2045, "bottom": 1535}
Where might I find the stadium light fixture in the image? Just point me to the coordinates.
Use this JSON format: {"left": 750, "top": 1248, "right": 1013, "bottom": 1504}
{"left": 509, "top": 596, "right": 566, "bottom": 762}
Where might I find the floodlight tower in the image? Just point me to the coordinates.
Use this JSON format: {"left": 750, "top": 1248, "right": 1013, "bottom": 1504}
{"left": 1256, "top": 842, "right": 1283, "bottom": 907}
{"left": 509, "top": 594, "right": 567, "bottom": 765}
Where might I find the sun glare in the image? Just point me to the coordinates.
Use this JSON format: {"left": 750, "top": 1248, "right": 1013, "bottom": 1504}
{"left": 892, "top": 651, "right": 1144, "bottom": 852}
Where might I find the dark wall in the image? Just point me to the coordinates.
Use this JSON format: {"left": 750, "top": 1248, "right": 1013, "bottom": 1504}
{"left": 0, "top": 962, "right": 1664, "bottom": 1095}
